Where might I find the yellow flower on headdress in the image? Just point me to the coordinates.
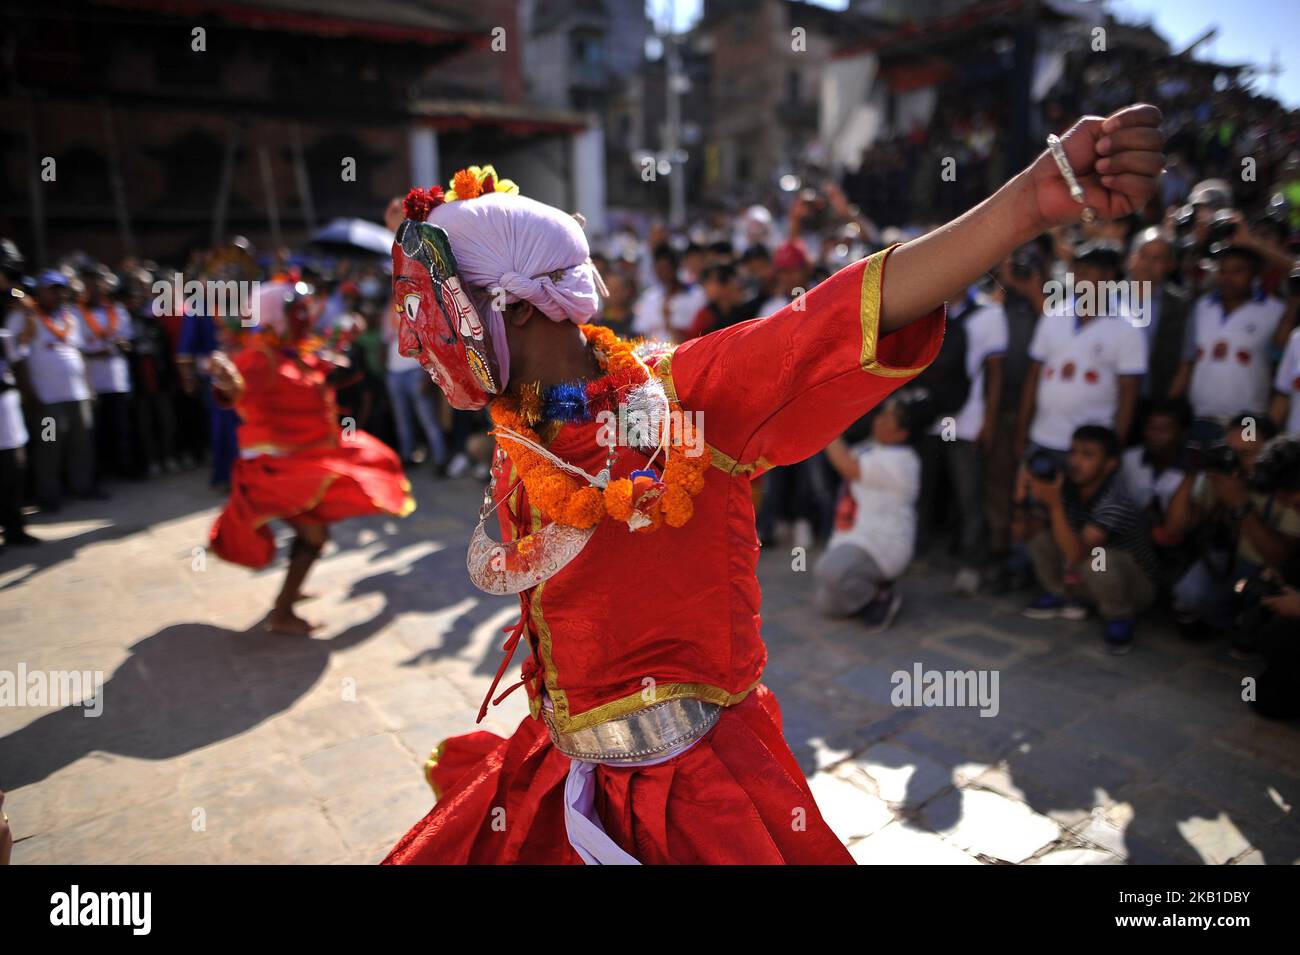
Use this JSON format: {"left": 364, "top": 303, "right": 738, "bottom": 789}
{"left": 445, "top": 164, "right": 519, "bottom": 202}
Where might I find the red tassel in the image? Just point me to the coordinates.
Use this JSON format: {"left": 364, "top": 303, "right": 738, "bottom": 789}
{"left": 476, "top": 589, "right": 535, "bottom": 723}
{"left": 403, "top": 185, "right": 446, "bottom": 222}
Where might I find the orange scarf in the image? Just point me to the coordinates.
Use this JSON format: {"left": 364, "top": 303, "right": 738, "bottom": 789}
{"left": 37, "top": 308, "right": 71, "bottom": 342}
{"left": 81, "top": 304, "right": 122, "bottom": 341}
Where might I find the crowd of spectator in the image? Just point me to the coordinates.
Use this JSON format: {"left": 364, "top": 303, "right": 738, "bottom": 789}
{"left": 0, "top": 233, "right": 501, "bottom": 554}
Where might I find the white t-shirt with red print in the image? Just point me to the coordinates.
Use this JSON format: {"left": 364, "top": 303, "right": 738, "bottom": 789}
{"left": 1185, "top": 291, "right": 1285, "bottom": 420}
{"left": 1274, "top": 326, "right": 1300, "bottom": 433}
{"left": 1028, "top": 311, "right": 1148, "bottom": 451}
{"left": 827, "top": 441, "right": 921, "bottom": 579}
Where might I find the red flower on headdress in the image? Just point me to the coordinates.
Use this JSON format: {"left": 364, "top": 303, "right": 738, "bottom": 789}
{"left": 403, "top": 186, "right": 445, "bottom": 222}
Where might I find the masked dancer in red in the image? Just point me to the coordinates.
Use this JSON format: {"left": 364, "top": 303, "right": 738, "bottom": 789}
{"left": 209, "top": 280, "right": 415, "bottom": 635}
{"left": 385, "top": 105, "right": 1165, "bottom": 864}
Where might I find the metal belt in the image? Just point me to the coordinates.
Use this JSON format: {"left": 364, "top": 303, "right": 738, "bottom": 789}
{"left": 542, "top": 696, "right": 722, "bottom": 764}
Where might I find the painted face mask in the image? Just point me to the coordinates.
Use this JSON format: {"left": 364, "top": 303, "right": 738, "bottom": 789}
{"left": 392, "top": 218, "right": 507, "bottom": 410}
{"left": 245, "top": 279, "right": 315, "bottom": 343}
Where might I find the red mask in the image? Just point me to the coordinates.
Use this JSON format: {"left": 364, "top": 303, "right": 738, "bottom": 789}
{"left": 392, "top": 219, "right": 507, "bottom": 410}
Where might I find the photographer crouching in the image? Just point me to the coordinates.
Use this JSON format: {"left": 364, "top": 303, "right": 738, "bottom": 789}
{"left": 1165, "top": 413, "right": 1300, "bottom": 655}
{"left": 1019, "top": 425, "right": 1160, "bottom": 654}
{"left": 1232, "top": 435, "right": 1300, "bottom": 720}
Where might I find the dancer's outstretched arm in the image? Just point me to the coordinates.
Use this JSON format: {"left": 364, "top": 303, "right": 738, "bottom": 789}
{"left": 879, "top": 103, "right": 1165, "bottom": 332}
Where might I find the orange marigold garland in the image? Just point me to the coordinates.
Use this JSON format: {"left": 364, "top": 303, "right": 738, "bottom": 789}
{"left": 488, "top": 325, "right": 709, "bottom": 533}
{"left": 603, "top": 478, "right": 635, "bottom": 522}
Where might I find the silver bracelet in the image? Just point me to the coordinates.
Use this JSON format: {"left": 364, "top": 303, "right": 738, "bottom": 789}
{"left": 1046, "top": 133, "right": 1097, "bottom": 224}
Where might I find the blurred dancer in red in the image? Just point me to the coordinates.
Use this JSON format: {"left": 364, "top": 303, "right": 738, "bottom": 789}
{"left": 208, "top": 280, "right": 414, "bottom": 635}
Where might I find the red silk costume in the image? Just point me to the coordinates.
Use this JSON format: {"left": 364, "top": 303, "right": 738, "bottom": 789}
{"left": 209, "top": 343, "right": 415, "bottom": 568}
{"left": 385, "top": 245, "right": 944, "bottom": 864}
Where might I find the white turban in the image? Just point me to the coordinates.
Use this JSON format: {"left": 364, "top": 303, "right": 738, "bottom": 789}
{"left": 426, "top": 192, "right": 601, "bottom": 324}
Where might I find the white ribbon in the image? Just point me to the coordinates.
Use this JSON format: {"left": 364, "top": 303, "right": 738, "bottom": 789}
{"left": 560, "top": 727, "right": 711, "bottom": 865}
{"left": 563, "top": 761, "right": 641, "bottom": 865}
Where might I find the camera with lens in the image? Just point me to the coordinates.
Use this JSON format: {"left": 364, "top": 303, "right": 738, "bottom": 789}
{"left": 1248, "top": 434, "right": 1300, "bottom": 494}
{"left": 1233, "top": 570, "right": 1285, "bottom": 634}
{"left": 1027, "top": 449, "right": 1059, "bottom": 482}
{"left": 797, "top": 186, "right": 830, "bottom": 234}
{"left": 1172, "top": 203, "right": 1197, "bottom": 235}
{"left": 1201, "top": 441, "right": 1240, "bottom": 475}
{"left": 1207, "top": 209, "right": 1239, "bottom": 245}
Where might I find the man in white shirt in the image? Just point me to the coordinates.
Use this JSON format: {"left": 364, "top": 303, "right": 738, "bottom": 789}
{"left": 1269, "top": 325, "right": 1300, "bottom": 434}
{"left": 0, "top": 245, "right": 38, "bottom": 546}
{"left": 78, "top": 265, "right": 134, "bottom": 478}
{"left": 1016, "top": 242, "right": 1148, "bottom": 458}
{"left": 919, "top": 287, "right": 1007, "bottom": 595}
{"left": 815, "top": 392, "right": 926, "bottom": 632}
{"left": 1172, "top": 243, "right": 1291, "bottom": 445}
{"left": 631, "top": 244, "right": 707, "bottom": 343}
{"left": 1119, "top": 398, "right": 1190, "bottom": 560}
{"left": 0, "top": 321, "right": 36, "bottom": 547}
{"left": 4, "top": 270, "right": 97, "bottom": 509}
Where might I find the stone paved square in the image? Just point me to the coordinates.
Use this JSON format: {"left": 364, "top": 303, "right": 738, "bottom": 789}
{"left": 2, "top": 468, "right": 1297, "bottom": 864}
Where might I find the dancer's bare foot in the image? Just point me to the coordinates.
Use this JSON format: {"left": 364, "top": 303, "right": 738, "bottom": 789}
{"left": 263, "top": 607, "right": 318, "bottom": 636}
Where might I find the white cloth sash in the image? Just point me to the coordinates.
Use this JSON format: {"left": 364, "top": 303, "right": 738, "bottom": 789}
{"left": 561, "top": 735, "right": 708, "bottom": 865}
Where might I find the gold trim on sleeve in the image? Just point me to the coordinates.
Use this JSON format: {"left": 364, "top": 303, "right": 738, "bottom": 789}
{"left": 706, "top": 444, "right": 773, "bottom": 477}
{"left": 654, "top": 353, "right": 771, "bottom": 477}
{"left": 655, "top": 353, "right": 681, "bottom": 404}
{"left": 858, "top": 245, "right": 940, "bottom": 378}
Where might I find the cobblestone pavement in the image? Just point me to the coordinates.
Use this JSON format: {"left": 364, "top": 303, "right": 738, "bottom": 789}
{"left": 2, "top": 467, "right": 1297, "bottom": 864}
